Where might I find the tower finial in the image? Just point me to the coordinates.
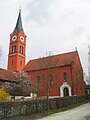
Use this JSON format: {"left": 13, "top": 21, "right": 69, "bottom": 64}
{"left": 75, "top": 47, "right": 77, "bottom": 51}
{"left": 19, "top": 6, "right": 21, "bottom": 12}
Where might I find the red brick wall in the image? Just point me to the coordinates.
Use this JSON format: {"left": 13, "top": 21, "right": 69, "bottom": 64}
{"left": 27, "top": 63, "right": 85, "bottom": 97}
{"left": 8, "top": 31, "right": 26, "bottom": 72}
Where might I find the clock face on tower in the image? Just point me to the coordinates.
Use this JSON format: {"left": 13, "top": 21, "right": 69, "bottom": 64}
{"left": 12, "top": 35, "right": 17, "bottom": 41}
{"left": 20, "top": 36, "right": 24, "bottom": 42}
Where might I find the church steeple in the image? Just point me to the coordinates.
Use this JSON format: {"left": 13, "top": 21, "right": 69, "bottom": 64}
{"left": 7, "top": 10, "right": 26, "bottom": 72}
{"left": 15, "top": 9, "right": 23, "bottom": 32}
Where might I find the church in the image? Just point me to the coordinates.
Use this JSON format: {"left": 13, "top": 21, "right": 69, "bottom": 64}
{"left": 1, "top": 10, "right": 85, "bottom": 97}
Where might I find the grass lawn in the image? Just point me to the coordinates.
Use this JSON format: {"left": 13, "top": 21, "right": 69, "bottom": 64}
{"left": 3, "top": 101, "right": 88, "bottom": 120}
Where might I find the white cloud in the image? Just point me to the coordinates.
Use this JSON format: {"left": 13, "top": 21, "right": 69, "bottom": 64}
{"left": 0, "top": 0, "right": 90, "bottom": 75}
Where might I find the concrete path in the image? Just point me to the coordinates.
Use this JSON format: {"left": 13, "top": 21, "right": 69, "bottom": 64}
{"left": 38, "top": 102, "right": 90, "bottom": 120}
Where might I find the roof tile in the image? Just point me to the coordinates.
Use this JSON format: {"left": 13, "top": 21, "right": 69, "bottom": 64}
{"left": 23, "top": 51, "right": 77, "bottom": 71}
{"left": 0, "top": 68, "right": 12, "bottom": 81}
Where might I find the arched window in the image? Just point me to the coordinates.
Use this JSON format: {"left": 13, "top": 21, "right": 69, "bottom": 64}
{"left": 37, "top": 76, "right": 40, "bottom": 84}
{"left": 49, "top": 74, "right": 53, "bottom": 86}
{"left": 12, "top": 45, "right": 16, "bottom": 53}
{"left": 12, "top": 60, "right": 14, "bottom": 66}
{"left": 64, "top": 72, "right": 67, "bottom": 82}
{"left": 20, "top": 46, "right": 23, "bottom": 54}
{"left": 20, "top": 61, "right": 22, "bottom": 66}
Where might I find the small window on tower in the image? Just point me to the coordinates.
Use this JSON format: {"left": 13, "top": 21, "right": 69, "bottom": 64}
{"left": 12, "top": 60, "right": 14, "bottom": 66}
{"left": 12, "top": 45, "right": 16, "bottom": 53}
{"left": 20, "top": 46, "right": 23, "bottom": 54}
{"left": 20, "top": 61, "right": 22, "bottom": 66}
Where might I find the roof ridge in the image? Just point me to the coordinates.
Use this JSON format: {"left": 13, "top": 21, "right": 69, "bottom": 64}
{"left": 28, "top": 50, "right": 77, "bottom": 62}
{"left": 23, "top": 51, "right": 78, "bottom": 71}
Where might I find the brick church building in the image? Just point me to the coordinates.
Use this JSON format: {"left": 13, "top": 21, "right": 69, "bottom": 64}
{"left": 6, "top": 10, "right": 85, "bottom": 97}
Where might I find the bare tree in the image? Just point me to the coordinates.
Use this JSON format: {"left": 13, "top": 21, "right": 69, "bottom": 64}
{"left": 37, "top": 52, "right": 59, "bottom": 109}
{"left": 83, "top": 72, "right": 88, "bottom": 85}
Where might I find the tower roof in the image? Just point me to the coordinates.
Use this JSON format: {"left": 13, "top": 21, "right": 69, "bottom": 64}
{"left": 15, "top": 9, "right": 23, "bottom": 32}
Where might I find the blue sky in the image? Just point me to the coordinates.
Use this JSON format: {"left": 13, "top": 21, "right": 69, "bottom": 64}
{"left": 0, "top": 0, "right": 90, "bottom": 76}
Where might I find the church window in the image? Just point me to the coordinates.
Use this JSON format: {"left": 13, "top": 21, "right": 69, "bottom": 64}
{"left": 12, "top": 60, "right": 14, "bottom": 66}
{"left": 64, "top": 72, "right": 67, "bottom": 82}
{"left": 20, "top": 61, "right": 22, "bottom": 66}
{"left": 20, "top": 46, "right": 23, "bottom": 54}
{"left": 12, "top": 45, "right": 16, "bottom": 53}
{"left": 37, "top": 76, "right": 40, "bottom": 83}
{"left": 49, "top": 74, "right": 53, "bottom": 86}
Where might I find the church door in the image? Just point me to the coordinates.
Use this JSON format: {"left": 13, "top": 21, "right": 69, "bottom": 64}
{"left": 63, "top": 87, "right": 69, "bottom": 97}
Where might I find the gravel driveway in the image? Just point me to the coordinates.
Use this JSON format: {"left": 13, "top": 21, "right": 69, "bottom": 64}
{"left": 38, "top": 102, "right": 90, "bottom": 120}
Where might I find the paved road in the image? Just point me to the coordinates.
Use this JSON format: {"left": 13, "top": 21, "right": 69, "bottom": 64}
{"left": 38, "top": 102, "right": 90, "bottom": 120}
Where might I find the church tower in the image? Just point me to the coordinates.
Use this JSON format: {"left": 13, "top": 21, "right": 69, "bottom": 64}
{"left": 7, "top": 9, "right": 26, "bottom": 72}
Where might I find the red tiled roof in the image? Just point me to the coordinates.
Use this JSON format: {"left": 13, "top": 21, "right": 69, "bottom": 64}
{"left": 0, "top": 68, "right": 12, "bottom": 81}
{"left": 23, "top": 51, "right": 78, "bottom": 71}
